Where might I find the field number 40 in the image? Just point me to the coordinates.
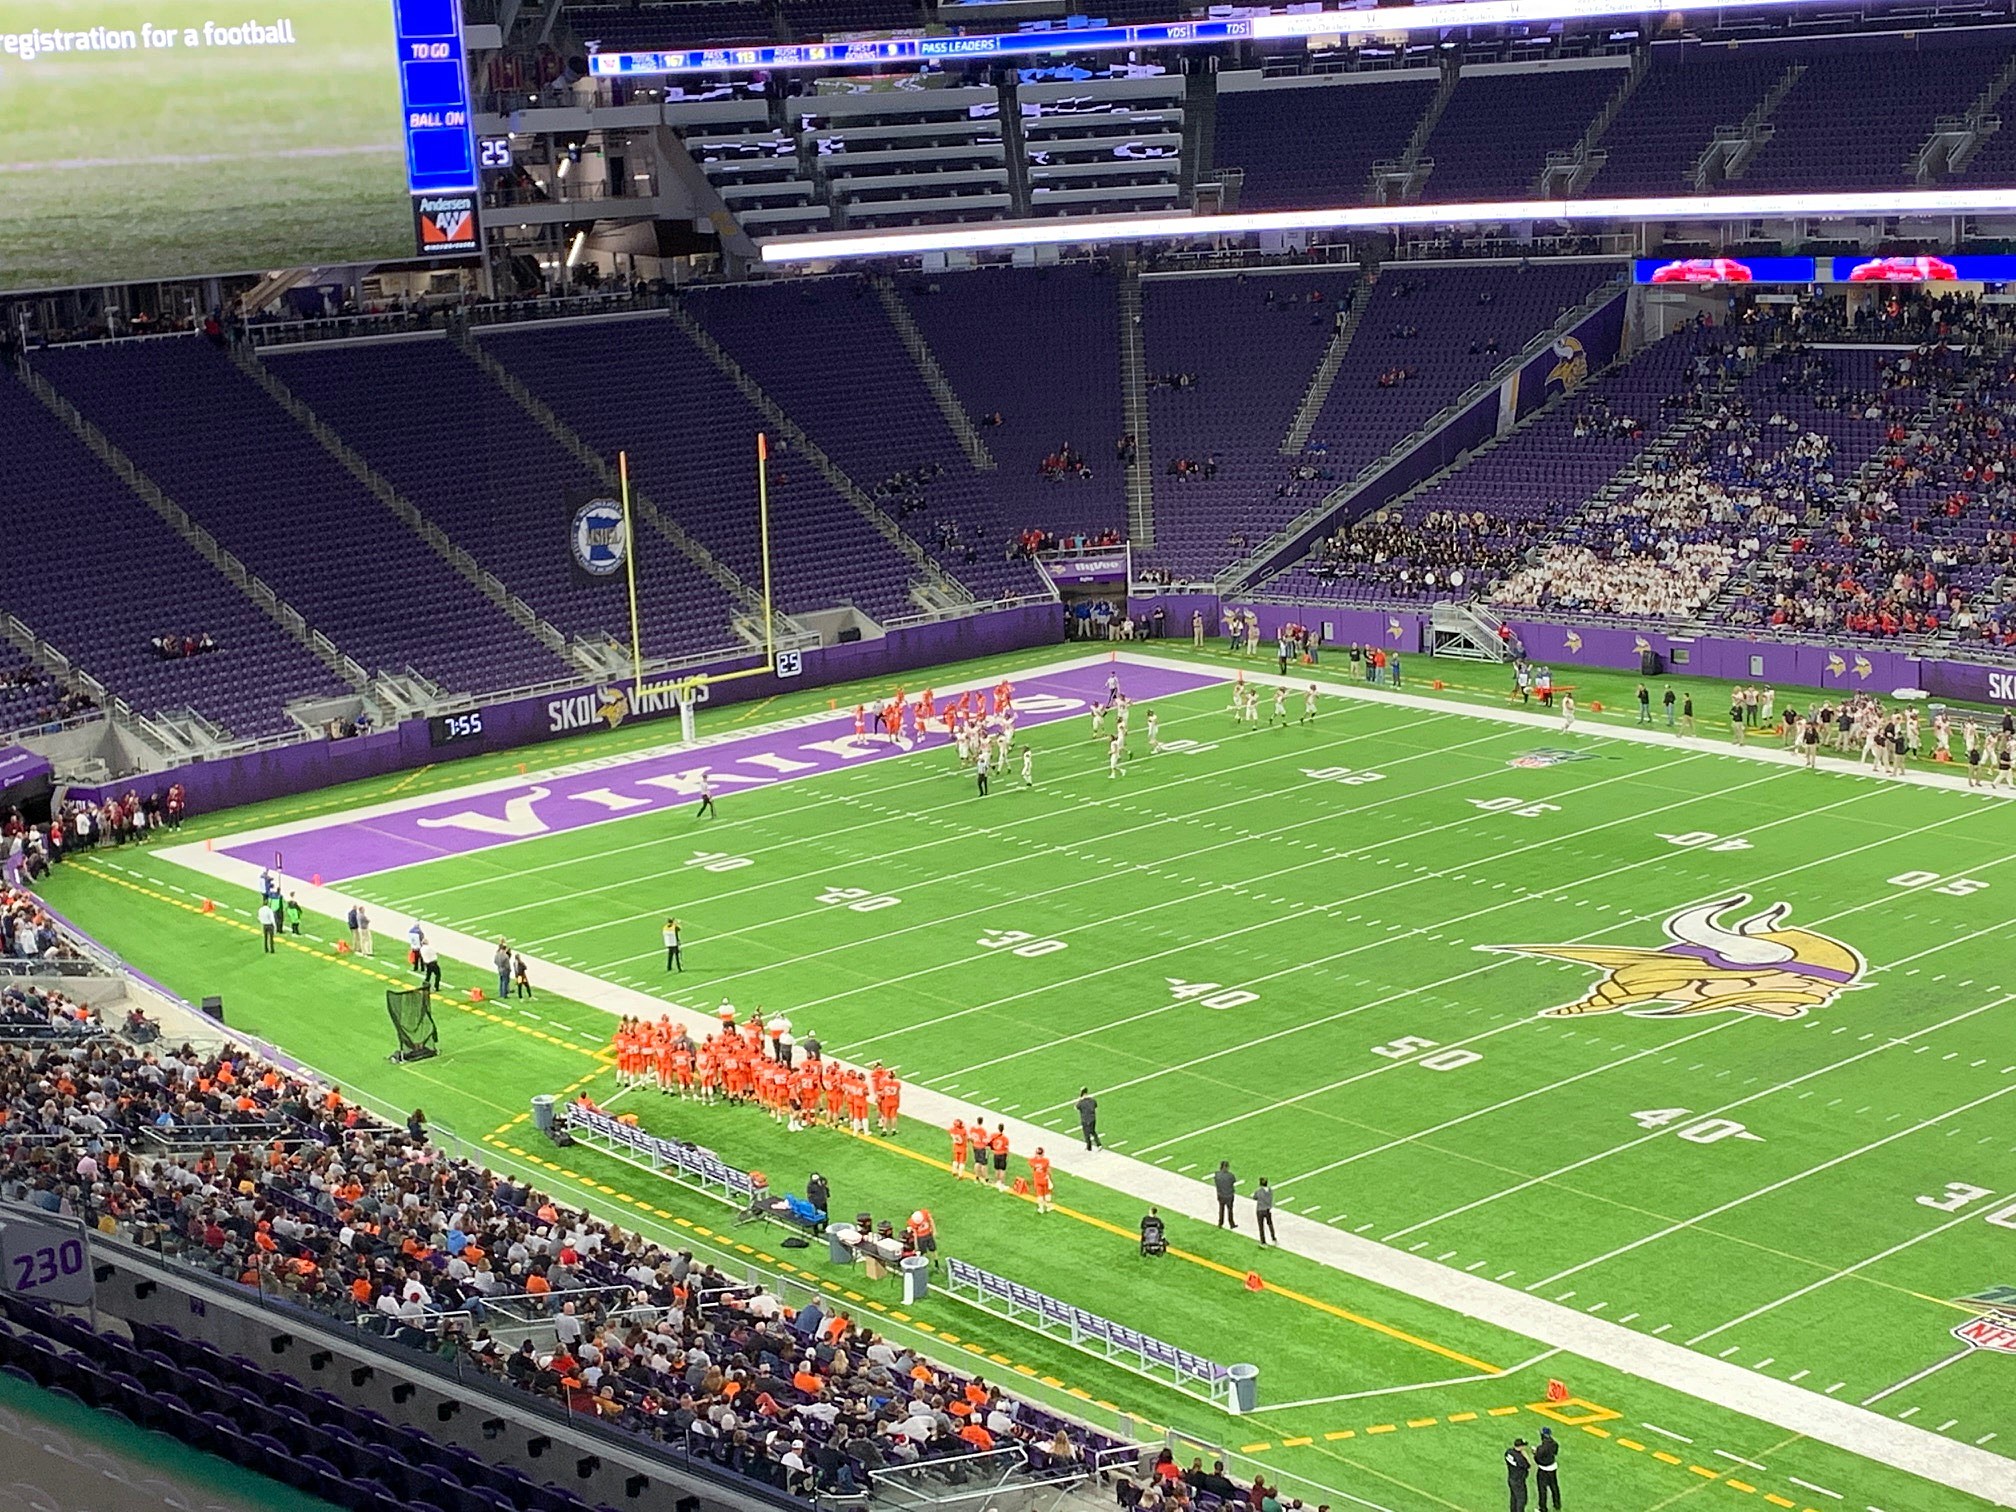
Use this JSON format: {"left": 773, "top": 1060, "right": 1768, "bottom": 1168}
{"left": 1168, "top": 978, "right": 1258, "bottom": 1010}
{"left": 1633, "top": 1107, "right": 1763, "bottom": 1144}
{"left": 1370, "top": 1036, "right": 1482, "bottom": 1071}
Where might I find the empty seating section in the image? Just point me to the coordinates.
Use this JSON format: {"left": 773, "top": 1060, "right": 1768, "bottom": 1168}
{"left": 481, "top": 315, "right": 928, "bottom": 622}
{"left": 1738, "top": 34, "right": 2008, "bottom": 188}
{"left": 1590, "top": 46, "right": 1782, "bottom": 193}
{"left": 1212, "top": 74, "right": 1438, "bottom": 209}
{"left": 777, "top": 0, "right": 922, "bottom": 37}
{"left": 264, "top": 340, "right": 746, "bottom": 662}
{"left": 896, "top": 266, "right": 1130, "bottom": 541}
{"left": 570, "top": 2, "right": 773, "bottom": 48}
{"left": 670, "top": 99, "right": 831, "bottom": 236}
{"left": 686, "top": 281, "right": 1045, "bottom": 597}
{"left": 798, "top": 87, "right": 1010, "bottom": 227}
{"left": 30, "top": 341, "right": 573, "bottom": 695}
{"left": 1138, "top": 272, "right": 1357, "bottom": 578}
{"left": 1418, "top": 64, "right": 1626, "bottom": 201}
{"left": 1307, "top": 262, "right": 1614, "bottom": 472}
{"left": 0, "top": 372, "right": 344, "bottom": 738}
{"left": 1020, "top": 78, "right": 1185, "bottom": 216}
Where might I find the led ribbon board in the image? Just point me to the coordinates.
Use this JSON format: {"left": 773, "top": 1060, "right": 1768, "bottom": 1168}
{"left": 588, "top": 0, "right": 1824, "bottom": 75}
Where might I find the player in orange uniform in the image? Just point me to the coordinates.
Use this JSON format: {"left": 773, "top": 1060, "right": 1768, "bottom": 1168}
{"left": 873, "top": 1066, "right": 901, "bottom": 1134}
{"left": 1028, "top": 1147, "right": 1053, "bottom": 1213}
{"left": 672, "top": 1040, "right": 695, "bottom": 1097}
{"left": 949, "top": 1118, "right": 970, "bottom": 1179}
{"left": 846, "top": 1070, "right": 869, "bottom": 1133}
{"left": 988, "top": 1124, "right": 1010, "bottom": 1191}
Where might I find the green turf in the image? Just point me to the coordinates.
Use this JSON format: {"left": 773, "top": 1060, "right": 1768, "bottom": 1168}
{"left": 0, "top": 0, "right": 410, "bottom": 290}
{"left": 40, "top": 643, "right": 2016, "bottom": 1512}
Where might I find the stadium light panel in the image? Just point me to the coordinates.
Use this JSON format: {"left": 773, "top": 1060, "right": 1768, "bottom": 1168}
{"left": 758, "top": 188, "right": 2016, "bottom": 263}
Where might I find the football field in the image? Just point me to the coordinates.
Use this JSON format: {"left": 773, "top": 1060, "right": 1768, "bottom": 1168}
{"left": 53, "top": 647, "right": 2016, "bottom": 1512}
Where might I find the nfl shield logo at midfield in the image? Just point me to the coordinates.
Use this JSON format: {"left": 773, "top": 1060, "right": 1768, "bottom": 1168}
{"left": 1952, "top": 1287, "right": 2016, "bottom": 1353}
{"left": 1508, "top": 747, "right": 1598, "bottom": 769}
{"left": 569, "top": 495, "right": 627, "bottom": 583}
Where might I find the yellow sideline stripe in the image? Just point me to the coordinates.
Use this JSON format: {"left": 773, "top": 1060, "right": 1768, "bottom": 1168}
{"left": 70, "top": 861, "right": 610, "bottom": 1064}
{"left": 849, "top": 1129, "right": 1503, "bottom": 1375}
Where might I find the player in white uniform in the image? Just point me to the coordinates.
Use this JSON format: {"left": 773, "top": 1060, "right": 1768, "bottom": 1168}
{"left": 1090, "top": 702, "right": 1107, "bottom": 737}
{"left": 1114, "top": 695, "right": 1130, "bottom": 739}
{"left": 1301, "top": 684, "right": 1318, "bottom": 725}
{"left": 1020, "top": 744, "right": 1034, "bottom": 788}
{"left": 1107, "top": 735, "right": 1125, "bottom": 779}
{"left": 1243, "top": 685, "right": 1261, "bottom": 727}
{"left": 1560, "top": 693, "right": 1576, "bottom": 730}
{"left": 1145, "top": 709, "right": 1161, "bottom": 752}
{"left": 1272, "top": 686, "right": 1288, "bottom": 726}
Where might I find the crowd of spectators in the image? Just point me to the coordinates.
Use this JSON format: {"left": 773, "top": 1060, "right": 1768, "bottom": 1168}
{"left": 1308, "top": 508, "right": 1545, "bottom": 596}
{"left": 0, "top": 663, "right": 97, "bottom": 729}
{"left": 0, "top": 1015, "right": 1115, "bottom": 1502}
{"left": 150, "top": 632, "right": 219, "bottom": 661}
{"left": 1009, "top": 527, "right": 1123, "bottom": 559}
{"left": 1039, "top": 443, "right": 1095, "bottom": 483}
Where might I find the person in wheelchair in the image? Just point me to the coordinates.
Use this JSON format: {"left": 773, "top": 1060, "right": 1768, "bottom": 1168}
{"left": 1139, "top": 1206, "right": 1168, "bottom": 1257}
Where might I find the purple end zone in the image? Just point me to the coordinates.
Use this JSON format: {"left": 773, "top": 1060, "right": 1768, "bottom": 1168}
{"left": 224, "top": 663, "right": 1222, "bottom": 885}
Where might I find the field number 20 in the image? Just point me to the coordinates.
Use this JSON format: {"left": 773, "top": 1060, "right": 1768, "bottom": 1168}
{"left": 817, "top": 885, "right": 900, "bottom": 912}
{"left": 1916, "top": 1184, "right": 2016, "bottom": 1227}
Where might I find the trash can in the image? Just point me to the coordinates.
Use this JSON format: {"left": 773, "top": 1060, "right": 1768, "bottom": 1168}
{"left": 530, "top": 1095, "right": 556, "bottom": 1137}
{"left": 828, "top": 1226, "right": 857, "bottom": 1267}
{"left": 900, "top": 1254, "right": 930, "bottom": 1305}
{"left": 1225, "top": 1363, "right": 1259, "bottom": 1415}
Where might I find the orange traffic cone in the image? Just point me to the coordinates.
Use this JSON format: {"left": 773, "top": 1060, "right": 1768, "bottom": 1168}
{"left": 1243, "top": 1271, "right": 1264, "bottom": 1293}
{"left": 468, "top": 987, "right": 485, "bottom": 1002}
{"left": 1590, "top": 700, "right": 1604, "bottom": 713}
{"left": 1545, "top": 1379, "right": 1569, "bottom": 1403}
{"left": 1432, "top": 678, "right": 1446, "bottom": 690}
{"left": 1012, "top": 1176, "right": 1029, "bottom": 1196}
{"left": 335, "top": 940, "right": 352, "bottom": 955}
{"left": 200, "top": 899, "right": 215, "bottom": 914}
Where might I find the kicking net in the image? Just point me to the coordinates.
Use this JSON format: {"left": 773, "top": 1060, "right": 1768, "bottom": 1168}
{"left": 386, "top": 987, "right": 439, "bottom": 1062}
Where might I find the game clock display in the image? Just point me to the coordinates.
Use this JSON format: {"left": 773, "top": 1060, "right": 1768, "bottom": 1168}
{"left": 427, "top": 710, "right": 487, "bottom": 746}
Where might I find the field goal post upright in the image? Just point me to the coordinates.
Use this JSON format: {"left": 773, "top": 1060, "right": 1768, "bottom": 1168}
{"left": 621, "top": 433, "right": 780, "bottom": 747}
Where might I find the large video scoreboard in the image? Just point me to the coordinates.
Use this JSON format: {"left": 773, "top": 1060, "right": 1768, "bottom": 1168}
{"left": 0, "top": 0, "right": 479, "bottom": 294}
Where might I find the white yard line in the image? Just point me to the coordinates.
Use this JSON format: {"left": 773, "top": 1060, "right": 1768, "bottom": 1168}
{"left": 495, "top": 702, "right": 1467, "bottom": 943}
{"left": 1386, "top": 914, "right": 2016, "bottom": 1242}
{"left": 531, "top": 715, "right": 1514, "bottom": 961}
{"left": 1862, "top": 1351, "right": 1976, "bottom": 1408}
{"left": 1688, "top": 1205, "right": 1999, "bottom": 1346}
{"left": 789, "top": 747, "right": 1724, "bottom": 1043}
{"left": 1262, "top": 812, "right": 2011, "bottom": 1183}
{"left": 1120, "top": 781, "right": 1910, "bottom": 1153}
{"left": 1527, "top": 1080, "right": 2016, "bottom": 1290}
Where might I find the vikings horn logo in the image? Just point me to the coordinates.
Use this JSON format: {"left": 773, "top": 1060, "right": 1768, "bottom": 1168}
{"left": 595, "top": 686, "right": 631, "bottom": 730}
{"left": 1564, "top": 630, "right": 1584, "bottom": 652}
{"left": 1546, "top": 337, "right": 1588, "bottom": 391}
{"left": 1481, "top": 894, "right": 1864, "bottom": 1020}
